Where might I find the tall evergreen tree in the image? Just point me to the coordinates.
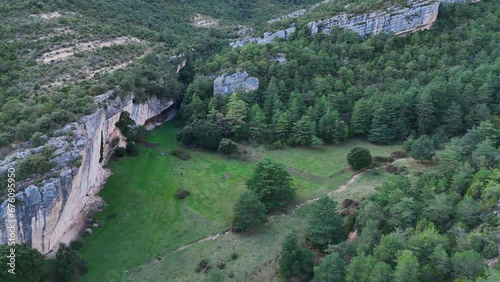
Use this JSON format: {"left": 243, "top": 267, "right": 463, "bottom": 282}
{"left": 409, "top": 135, "right": 436, "bottom": 162}
{"left": 393, "top": 250, "right": 420, "bottom": 282}
{"left": 351, "top": 98, "right": 372, "bottom": 136}
{"left": 232, "top": 191, "right": 267, "bottom": 232}
{"left": 279, "top": 231, "right": 314, "bottom": 280}
{"left": 306, "top": 196, "right": 345, "bottom": 246}
{"left": 246, "top": 158, "right": 295, "bottom": 210}
{"left": 226, "top": 92, "right": 249, "bottom": 139}
{"left": 313, "top": 252, "right": 345, "bottom": 282}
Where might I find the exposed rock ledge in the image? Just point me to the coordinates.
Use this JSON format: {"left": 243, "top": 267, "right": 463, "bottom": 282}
{"left": 213, "top": 72, "right": 259, "bottom": 96}
{"left": 0, "top": 93, "right": 174, "bottom": 254}
{"left": 231, "top": 0, "right": 477, "bottom": 48}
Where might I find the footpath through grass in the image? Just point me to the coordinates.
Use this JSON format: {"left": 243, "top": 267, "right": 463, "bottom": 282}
{"left": 79, "top": 122, "right": 400, "bottom": 281}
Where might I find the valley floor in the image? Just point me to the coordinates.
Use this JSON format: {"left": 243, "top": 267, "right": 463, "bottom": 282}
{"left": 78, "top": 121, "right": 412, "bottom": 281}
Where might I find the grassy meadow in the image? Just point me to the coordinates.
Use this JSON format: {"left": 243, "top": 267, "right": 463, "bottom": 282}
{"left": 79, "top": 121, "right": 401, "bottom": 281}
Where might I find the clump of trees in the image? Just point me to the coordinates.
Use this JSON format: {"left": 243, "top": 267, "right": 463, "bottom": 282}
{"left": 279, "top": 230, "right": 314, "bottom": 281}
{"left": 52, "top": 243, "right": 89, "bottom": 282}
{"left": 232, "top": 158, "right": 295, "bottom": 232}
{"left": 0, "top": 244, "right": 45, "bottom": 282}
{"left": 246, "top": 158, "right": 295, "bottom": 210}
{"left": 347, "top": 146, "right": 372, "bottom": 170}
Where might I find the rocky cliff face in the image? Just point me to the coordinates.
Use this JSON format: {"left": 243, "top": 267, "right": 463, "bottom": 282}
{"left": 230, "top": 27, "right": 296, "bottom": 48}
{"left": 307, "top": 0, "right": 440, "bottom": 37}
{"left": 231, "top": 0, "right": 477, "bottom": 48}
{"left": 213, "top": 72, "right": 259, "bottom": 95}
{"left": 0, "top": 94, "right": 174, "bottom": 254}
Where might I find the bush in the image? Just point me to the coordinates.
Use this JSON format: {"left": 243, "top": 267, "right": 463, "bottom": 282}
{"left": 126, "top": 141, "right": 139, "bottom": 156}
{"left": 391, "top": 150, "right": 408, "bottom": 159}
{"left": 177, "top": 119, "right": 222, "bottom": 150}
{"left": 175, "top": 189, "right": 191, "bottom": 199}
{"left": 114, "top": 147, "right": 126, "bottom": 158}
{"left": 218, "top": 138, "right": 237, "bottom": 154}
{"left": 70, "top": 241, "right": 84, "bottom": 251}
{"left": 170, "top": 147, "right": 191, "bottom": 160}
{"left": 347, "top": 146, "right": 373, "bottom": 170}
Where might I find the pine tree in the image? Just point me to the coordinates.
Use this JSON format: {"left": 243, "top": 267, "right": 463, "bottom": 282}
{"left": 444, "top": 102, "right": 463, "bottom": 136}
{"left": 368, "top": 107, "right": 394, "bottom": 144}
{"left": 232, "top": 191, "right": 267, "bottom": 232}
{"left": 409, "top": 135, "right": 435, "bottom": 162}
{"left": 313, "top": 252, "right": 345, "bottom": 282}
{"left": 393, "top": 250, "right": 420, "bottom": 282}
{"left": 291, "top": 115, "right": 320, "bottom": 146}
{"left": 249, "top": 105, "right": 268, "bottom": 142}
{"left": 318, "top": 109, "right": 344, "bottom": 143}
{"left": 279, "top": 231, "right": 314, "bottom": 280}
{"left": 417, "top": 91, "right": 436, "bottom": 135}
{"left": 273, "top": 110, "right": 290, "bottom": 143}
{"left": 246, "top": 158, "right": 295, "bottom": 210}
{"left": 226, "top": 92, "right": 249, "bottom": 139}
{"left": 351, "top": 98, "right": 372, "bottom": 136}
{"left": 306, "top": 196, "right": 345, "bottom": 246}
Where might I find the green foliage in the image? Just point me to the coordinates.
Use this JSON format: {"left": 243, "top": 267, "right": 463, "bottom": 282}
{"left": 246, "top": 158, "right": 295, "bottom": 210}
{"left": 455, "top": 196, "right": 481, "bottom": 228}
{"left": 312, "top": 252, "right": 345, "bottom": 282}
{"left": 114, "top": 147, "right": 126, "bottom": 158}
{"left": 351, "top": 98, "right": 372, "bottom": 136}
{"left": 0, "top": 244, "right": 45, "bottom": 282}
{"left": 218, "top": 138, "right": 237, "bottom": 155}
{"left": 409, "top": 135, "right": 436, "bottom": 162}
{"left": 451, "top": 250, "right": 485, "bottom": 280}
{"left": 177, "top": 119, "right": 222, "bottom": 150}
{"left": 393, "top": 250, "right": 420, "bottom": 282}
{"left": 306, "top": 196, "right": 345, "bottom": 246}
{"left": 53, "top": 243, "right": 88, "bottom": 282}
{"left": 347, "top": 146, "right": 373, "bottom": 170}
{"left": 279, "top": 231, "right": 314, "bottom": 280}
{"left": 232, "top": 191, "right": 267, "bottom": 232}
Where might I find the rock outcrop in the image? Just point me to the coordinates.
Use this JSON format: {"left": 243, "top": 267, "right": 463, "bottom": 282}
{"left": 0, "top": 94, "right": 174, "bottom": 254}
{"left": 230, "top": 27, "right": 296, "bottom": 48}
{"left": 307, "top": 0, "right": 441, "bottom": 37}
{"left": 213, "top": 72, "right": 259, "bottom": 95}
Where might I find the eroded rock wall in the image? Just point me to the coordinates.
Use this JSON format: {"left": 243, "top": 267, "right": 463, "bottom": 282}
{"left": 0, "top": 95, "right": 174, "bottom": 254}
{"left": 307, "top": 0, "right": 441, "bottom": 37}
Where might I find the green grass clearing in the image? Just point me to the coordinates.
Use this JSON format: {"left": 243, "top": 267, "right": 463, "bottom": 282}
{"left": 79, "top": 122, "right": 401, "bottom": 281}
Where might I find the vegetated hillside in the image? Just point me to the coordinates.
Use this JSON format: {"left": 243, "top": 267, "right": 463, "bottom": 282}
{"left": 179, "top": 0, "right": 499, "bottom": 149}
{"left": 0, "top": 0, "right": 318, "bottom": 150}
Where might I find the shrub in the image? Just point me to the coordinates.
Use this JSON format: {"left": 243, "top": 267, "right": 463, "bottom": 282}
{"left": 177, "top": 119, "right": 222, "bottom": 150}
{"left": 231, "top": 253, "right": 238, "bottom": 260}
{"left": 175, "top": 189, "right": 191, "bottom": 199}
{"left": 391, "top": 150, "right": 408, "bottom": 159}
{"left": 347, "top": 146, "right": 373, "bottom": 170}
{"left": 218, "top": 138, "right": 237, "bottom": 154}
{"left": 114, "top": 147, "right": 126, "bottom": 158}
{"left": 106, "top": 212, "right": 118, "bottom": 219}
{"left": 170, "top": 147, "right": 191, "bottom": 160}
{"left": 126, "top": 141, "right": 139, "bottom": 156}
{"left": 70, "top": 241, "right": 84, "bottom": 251}
{"left": 232, "top": 191, "right": 266, "bottom": 232}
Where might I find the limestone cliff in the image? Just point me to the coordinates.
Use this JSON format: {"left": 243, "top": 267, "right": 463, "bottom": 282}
{"left": 307, "top": 0, "right": 441, "bottom": 37}
{"left": 231, "top": 0, "right": 477, "bottom": 48}
{"left": 213, "top": 72, "right": 259, "bottom": 96}
{"left": 0, "top": 94, "right": 174, "bottom": 254}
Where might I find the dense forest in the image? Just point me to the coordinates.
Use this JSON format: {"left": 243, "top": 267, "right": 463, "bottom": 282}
{"left": 178, "top": 1, "right": 499, "bottom": 150}
{"left": 0, "top": 0, "right": 316, "bottom": 149}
